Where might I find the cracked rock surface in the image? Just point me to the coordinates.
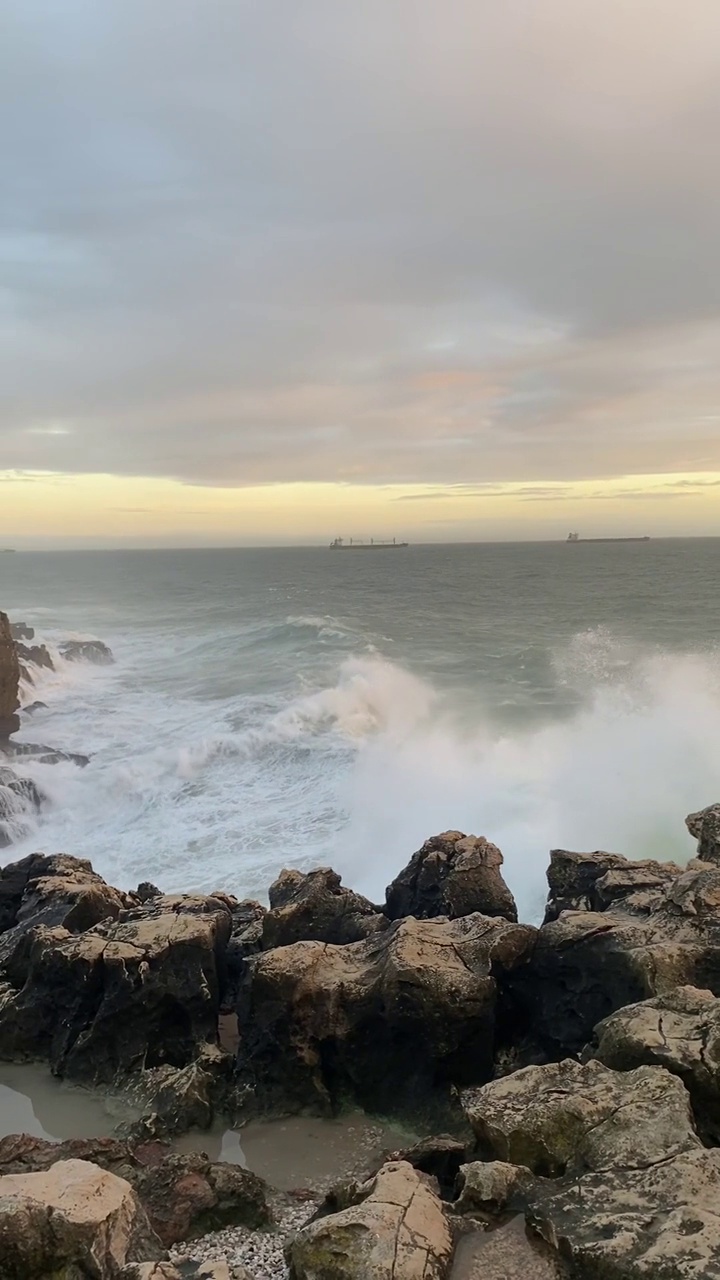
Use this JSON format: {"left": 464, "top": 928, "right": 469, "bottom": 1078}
{"left": 286, "top": 1160, "right": 452, "bottom": 1280}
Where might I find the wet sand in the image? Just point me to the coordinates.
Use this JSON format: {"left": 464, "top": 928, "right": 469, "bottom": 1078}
{"left": 175, "top": 1112, "right": 415, "bottom": 1191}
{"left": 450, "top": 1218, "right": 568, "bottom": 1280}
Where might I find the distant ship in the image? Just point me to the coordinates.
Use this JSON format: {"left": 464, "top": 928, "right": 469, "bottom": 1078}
{"left": 567, "top": 532, "right": 650, "bottom": 544}
{"left": 330, "top": 538, "right": 409, "bottom": 550}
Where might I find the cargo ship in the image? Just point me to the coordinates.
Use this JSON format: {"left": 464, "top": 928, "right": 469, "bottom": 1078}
{"left": 567, "top": 532, "right": 650, "bottom": 543}
{"left": 330, "top": 538, "right": 409, "bottom": 550}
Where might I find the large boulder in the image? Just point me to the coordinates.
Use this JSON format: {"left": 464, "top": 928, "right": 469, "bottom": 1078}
{"left": 286, "top": 1160, "right": 452, "bottom": 1280}
{"left": 462, "top": 1059, "right": 720, "bottom": 1278}
{"left": 591, "top": 985, "right": 720, "bottom": 1144}
{"left": 0, "top": 1133, "right": 270, "bottom": 1246}
{"left": 263, "top": 867, "right": 390, "bottom": 948}
{"left": 386, "top": 832, "right": 517, "bottom": 923}
{"left": 0, "top": 893, "right": 232, "bottom": 1084}
{"left": 687, "top": 803, "right": 720, "bottom": 866}
{"left": 235, "top": 913, "right": 536, "bottom": 1116}
{"left": 10, "top": 622, "right": 34, "bottom": 641}
{"left": 0, "top": 1158, "right": 164, "bottom": 1278}
{"left": 515, "top": 855, "right": 720, "bottom": 1057}
{"left": 0, "top": 611, "right": 20, "bottom": 739}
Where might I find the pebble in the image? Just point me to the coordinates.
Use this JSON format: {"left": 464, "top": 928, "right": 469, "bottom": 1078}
{"left": 170, "top": 1201, "right": 316, "bottom": 1280}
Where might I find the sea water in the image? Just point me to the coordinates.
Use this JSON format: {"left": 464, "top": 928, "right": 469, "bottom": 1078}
{"left": 2, "top": 540, "right": 720, "bottom": 923}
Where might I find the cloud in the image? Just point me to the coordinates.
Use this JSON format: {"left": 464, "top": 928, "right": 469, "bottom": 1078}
{"left": 2, "top": 1, "right": 720, "bottom": 497}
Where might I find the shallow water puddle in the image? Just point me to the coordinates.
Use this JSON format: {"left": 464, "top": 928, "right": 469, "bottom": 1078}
{"left": 0, "top": 1062, "right": 134, "bottom": 1141}
{"left": 451, "top": 1218, "right": 567, "bottom": 1280}
{"left": 175, "top": 1112, "right": 414, "bottom": 1191}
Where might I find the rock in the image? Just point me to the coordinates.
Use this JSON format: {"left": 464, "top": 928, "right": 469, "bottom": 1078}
{"left": 591, "top": 985, "right": 720, "bottom": 1143}
{"left": 0, "top": 768, "right": 44, "bottom": 849}
{"left": 10, "top": 621, "right": 34, "bottom": 641}
{"left": 0, "top": 853, "right": 128, "bottom": 970}
{"left": 0, "top": 1157, "right": 164, "bottom": 1278}
{"left": 123, "top": 1264, "right": 237, "bottom": 1280}
{"left": 687, "top": 803, "right": 720, "bottom": 865}
{"left": 263, "top": 867, "right": 390, "bottom": 948}
{"left": 15, "top": 640, "right": 54, "bottom": 670}
{"left": 543, "top": 847, "right": 683, "bottom": 922}
{"left": 3, "top": 738, "right": 90, "bottom": 766}
{"left": 454, "top": 1160, "right": 533, "bottom": 1216}
{"left": 0, "top": 611, "right": 20, "bottom": 739}
{"left": 386, "top": 1135, "right": 468, "bottom": 1198}
{"left": 462, "top": 1058, "right": 720, "bottom": 1278}
{"left": 137, "top": 882, "right": 164, "bottom": 903}
{"left": 21, "top": 699, "right": 47, "bottom": 714}
{"left": 462, "top": 1058, "right": 699, "bottom": 1177}
{"left": 386, "top": 832, "right": 517, "bottom": 923}
{"left": 286, "top": 1160, "right": 452, "bottom": 1280}
{"left": 0, "top": 1133, "right": 270, "bottom": 1246}
{"left": 235, "top": 913, "right": 536, "bottom": 1116}
{"left": 61, "top": 637, "right": 115, "bottom": 664}
{"left": 514, "top": 855, "right": 720, "bottom": 1057}
{"left": 0, "top": 892, "right": 232, "bottom": 1084}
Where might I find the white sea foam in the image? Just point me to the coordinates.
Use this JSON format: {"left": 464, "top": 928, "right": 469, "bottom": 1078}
{"left": 4, "top": 626, "right": 719, "bottom": 922}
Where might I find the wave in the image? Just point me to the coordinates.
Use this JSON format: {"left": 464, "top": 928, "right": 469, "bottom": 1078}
{"left": 4, "top": 625, "right": 720, "bottom": 923}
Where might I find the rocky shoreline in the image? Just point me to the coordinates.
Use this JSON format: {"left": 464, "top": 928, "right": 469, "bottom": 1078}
{"left": 2, "top": 609, "right": 720, "bottom": 1275}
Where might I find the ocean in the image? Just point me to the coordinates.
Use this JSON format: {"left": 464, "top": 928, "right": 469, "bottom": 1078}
{"left": 2, "top": 540, "right": 720, "bottom": 923}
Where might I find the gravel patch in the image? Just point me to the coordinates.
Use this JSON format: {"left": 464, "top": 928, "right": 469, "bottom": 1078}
{"left": 170, "top": 1201, "right": 316, "bottom": 1280}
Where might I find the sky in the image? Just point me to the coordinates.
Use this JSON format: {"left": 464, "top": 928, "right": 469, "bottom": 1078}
{"left": 2, "top": 0, "right": 720, "bottom": 547}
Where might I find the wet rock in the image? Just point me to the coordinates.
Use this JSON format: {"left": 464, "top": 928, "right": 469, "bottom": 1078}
{"left": 137, "top": 881, "right": 164, "bottom": 903}
{"left": 687, "top": 803, "right": 720, "bottom": 865}
{"left": 386, "top": 832, "right": 517, "bottom": 923}
{"left": 591, "top": 985, "right": 720, "bottom": 1143}
{"left": 0, "top": 893, "right": 232, "bottom": 1084}
{"left": 0, "top": 611, "right": 20, "bottom": 739}
{"left": 0, "top": 1133, "right": 270, "bottom": 1247}
{"left": 543, "top": 847, "right": 683, "bottom": 922}
{"left": 236, "top": 913, "right": 536, "bottom": 1116}
{"left": 516, "top": 856, "right": 720, "bottom": 1057}
{"left": 287, "top": 1160, "right": 452, "bottom": 1280}
{"left": 123, "top": 1264, "right": 238, "bottom": 1280}
{"left": 386, "top": 1135, "right": 468, "bottom": 1198}
{"left": 0, "top": 852, "right": 128, "bottom": 967}
{"left": 10, "top": 621, "right": 34, "bottom": 641}
{"left": 21, "top": 699, "right": 47, "bottom": 714}
{"left": 0, "top": 1157, "right": 164, "bottom": 1279}
{"left": 3, "top": 738, "right": 90, "bottom": 765}
{"left": 462, "top": 1058, "right": 720, "bottom": 1278}
{"left": 263, "top": 867, "right": 390, "bottom": 948}
{"left": 0, "top": 768, "right": 44, "bottom": 849}
{"left": 15, "top": 640, "right": 54, "bottom": 670}
{"left": 61, "top": 637, "right": 115, "bottom": 664}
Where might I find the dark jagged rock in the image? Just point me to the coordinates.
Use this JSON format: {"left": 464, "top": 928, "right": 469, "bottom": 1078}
{"left": 0, "top": 852, "right": 127, "bottom": 951}
{"left": 9, "top": 622, "right": 34, "bottom": 641}
{"left": 0, "top": 1133, "right": 270, "bottom": 1246}
{"left": 0, "top": 889, "right": 232, "bottom": 1085}
{"left": 543, "top": 847, "right": 683, "bottom": 922}
{"left": 462, "top": 1059, "right": 720, "bottom": 1278}
{"left": 136, "top": 882, "right": 163, "bottom": 903}
{"left": 15, "top": 640, "right": 54, "bottom": 671}
{"left": 21, "top": 699, "right": 47, "bottom": 715}
{"left": 590, "top": 984, "right": 720, "bottom": 1144}
{"left": 2, "top": 739, "right": 90, "bottom": 766}
{"left": 224, "top": 899, "right": 267, "bottom": 1009}
{"left": 514, "top": 853, "right": 720, "bottom": 1058}
{"left": 263, "top": 867, "right": 390, "bottom": 949}
{"left": 0, "top": 611, "right": 20, "bottom": 739}
{"left": 386, "top": 832, "right": 518, "bottom": 923}
{"left": 235, "top": 913, "right": 536, "bottom": 1117}
{"left": 60, "top": 638, "right": 115, "bottom": 664}
{"left": 687, "top": 803, "right": 720, "bottom": 866}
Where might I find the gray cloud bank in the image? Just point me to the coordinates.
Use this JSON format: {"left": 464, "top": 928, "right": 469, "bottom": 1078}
{"left": 2, "top": 0, "right": 720, "bottom": 488}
